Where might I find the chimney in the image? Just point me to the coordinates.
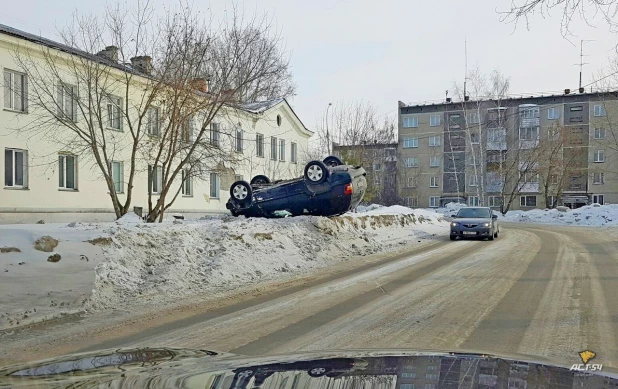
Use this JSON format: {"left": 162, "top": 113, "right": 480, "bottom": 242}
{"left": 190, "top": 77, "right": 208, "bottom": 93}
{"left": 130, "top": 56, "right": 153, "bottom": 74}
{"left": 464, "top": 95, "right": 470, "bottom": 102}
{"left": 446, "top": 97, "right": 452, "bottom": 103}
{"left": 578, "top": 87, "right": 585, "bottom": 93}
{"left": 564, "top": 88, "right": 571, "bottom": 95}
{"left": 97, "top": 46, "right": 118, "bottom": 62}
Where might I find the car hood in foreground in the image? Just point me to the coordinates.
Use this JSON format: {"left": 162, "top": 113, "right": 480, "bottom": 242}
{"left": 0, "top": 347, "right": 615, "bottom": 388}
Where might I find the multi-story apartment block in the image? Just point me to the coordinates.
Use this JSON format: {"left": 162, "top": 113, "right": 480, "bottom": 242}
{"left": 0, "top": 24, "right": 311, "bottom": 223}
{"left": 397, "top": 90, "right": 618, "bottom": 210}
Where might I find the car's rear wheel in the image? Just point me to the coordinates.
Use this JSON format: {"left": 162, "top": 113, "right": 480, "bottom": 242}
{"left": 323, "top": 155, "right": 343, "bottom": 167}
{"left": 304, "top": 161, "right": 329, "bottom": 184}
{"left": 308, "top": 367, "right": 330, "bottom": 377}
{"left": 230, "top": 181, "right": 252, "bottom": 204}
{"left": 250, "top": 175, "right": 271, "bottom": 186}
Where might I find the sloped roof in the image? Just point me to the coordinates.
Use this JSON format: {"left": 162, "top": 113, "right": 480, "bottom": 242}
{"left": 236, "top": 98, "right": 312, "bottom": 135}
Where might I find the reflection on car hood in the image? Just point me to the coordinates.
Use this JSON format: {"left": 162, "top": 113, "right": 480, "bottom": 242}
{"left": 452, "top": 218, "right": 492, "bottom": 224}
{"left": 1, "top": 348, "right": 616, "bottom": 388}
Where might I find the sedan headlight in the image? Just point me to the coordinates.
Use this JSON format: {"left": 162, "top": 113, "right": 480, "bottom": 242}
{"left": 451, "top": 222, "right": 458, "bottom": 227}
{"left": 483, "top": 222, "right": 490, "bottom": 227}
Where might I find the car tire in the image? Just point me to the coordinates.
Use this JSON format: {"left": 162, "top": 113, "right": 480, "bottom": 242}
{"left": 323, "top": 155, "right": 343, "bottom": 167}
{"left": 304, "top": 161, "right": 329, "bottom": 184}
{"left": 250, "top": 175, "right": 271, "bottom": 186}
{"left": 494, "top": 230, "right": 499, "bottom": 238}
{"left": 450, "top": 236, "right": 456, "bottom": 241}
{"left": 308, "top": 367, "right": 330, "bottom": 377}
{"left": 488, "top": 230, "right": 495, "bottom": 241}
{"left": 230, "top": 181, "right": 252, "bottom": 204}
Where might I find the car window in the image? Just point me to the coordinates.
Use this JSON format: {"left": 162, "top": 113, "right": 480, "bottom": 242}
{"left": 456, "top": 208, "right": 491, "bottom": 218}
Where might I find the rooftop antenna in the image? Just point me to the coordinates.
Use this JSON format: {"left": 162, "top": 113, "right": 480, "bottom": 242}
{"left": 576, "top": 39, "right": 595, "bottom": 91}
{"left": 463, "top": 38, "right": 468, "bottom": 98}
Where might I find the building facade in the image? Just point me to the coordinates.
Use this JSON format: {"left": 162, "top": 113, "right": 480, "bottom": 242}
{"left": 0, "top": 24, "right": 311, "bottom": 223}
{"left": 397, "top": 91, "right": 618, "bottom": 210}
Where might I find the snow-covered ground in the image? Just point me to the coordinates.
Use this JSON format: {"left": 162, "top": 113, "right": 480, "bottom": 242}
{"left": 0, "top": 206, "right": 447, "bottom": 330}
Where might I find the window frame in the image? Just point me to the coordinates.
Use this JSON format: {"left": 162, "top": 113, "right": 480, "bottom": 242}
{"left": 406, "top": 177, "right": 417, "bottom": 188}
{"left": 110, "top": 161, "right": 124, "bottom": 193}
{"left": 429, "top": 114, "right": 441, "bottom": 127}
{"left": 373, "top": 163, "right": 382, "bottom": 171}
{"left": 404, "top": 157, "right": 419, "bottom": 168}
{"left": 547, "top": 107, "right": 559, "bottom": 120}
{"left": 4, "top": 148, "right": 27, "bottom": 188}
{"left": 402, "top": 116, "right": 418, "bottom": 128}
{"left": 403, "top": 137, "right": 418, "bottom": 148}
{"left": 209, "top": 172, "right": 220, "bottom": 199}
{"left": 594, "top": 128, "right": 606, "bottom": 139}
{"left": 58, "top": 154, "right": 77, "bottom": 190}
{"left": 593, "top": 194, "right": 605, "bottom": 205}
{"left": 210, "top": 122, "right": 220, "bottom": 147}
{"left": 256, "top": 133, "right": 265, "bottom": 157}
{"left": 3, "top": 69, "right": 27, "bottom": 113}
{"left": 593, "top": 104, "right": 607, "bottom": 117}
{"left": 469, "top": 174, "right": 478, "bottom": 187}
{"left": 279, "top": 139, "right": 285, "bottom": 161}
{"left": 593, "top": 149, "right": 605, "bottom": 163}
{"left": 429, "top": 176, "right": 439, "bottom": 188}
{"left": 429, "top": 156, "right": 440, "bottom": 167}
{"left": 182, "top": 169, "right": 193, "bottom": 197}
{"left": 270, "top": 137, "right": 278, "bottom": 161}
{"left": 106, "top": 95, "right": 123, "bottom": 130}
{"left": 58, "top": 82, "right": 77, "bottom": 122}
{"left": 235, "top": 127, "right": 243, "bottom": 153}
{"left": 148, "top": 165, "right": 162, "bottom": 195}
{"left": 488, "top": 196, "right": 503, "bottom": 207}
{"left": 520, "top": 195, "right": 537, "bottom": 207}
{"left": 146, "top": 106, "right": 160, "bottom": 136}
{"left": 593, "top": 172, "right": 604, "bottom": 184}
{"left": 468, "top": 112, "right": 480, "bottom": 124}
{"left": 429, "top": 196, "right": 440, "bottom": 208}
{"left": 429, "top": 135, "right": 440, "bottom": 147}
{"left": 291, "top": 142, "right": 298, "bottom": 163}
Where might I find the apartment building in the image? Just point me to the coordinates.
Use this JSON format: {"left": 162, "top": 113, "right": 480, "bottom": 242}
{"left": 397, "top": 90, "right": 618, "bottom": 210}
{"left": 333, "top": 142, "right": 398, "bottom": 205}
{"left": 0, "top": 24, "right": 311, "bottom": 223}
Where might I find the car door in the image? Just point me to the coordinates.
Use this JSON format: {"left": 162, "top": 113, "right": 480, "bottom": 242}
{"left": 255, "top": 183, "right": 290, "bottom": 213}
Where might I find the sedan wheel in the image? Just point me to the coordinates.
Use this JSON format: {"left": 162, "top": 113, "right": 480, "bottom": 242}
{"left": 307, "top": 165, "right": 323, "bottom": 181}
{"left": 308, "top": 367, "right": 328, "bottom": 377}
{"left": 232, "top": 184, "right": 249, "bottom": 200}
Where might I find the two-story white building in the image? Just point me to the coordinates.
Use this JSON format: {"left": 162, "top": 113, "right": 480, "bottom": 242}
{"left": 0, "top": 24, "right": 312, "bottom": 223}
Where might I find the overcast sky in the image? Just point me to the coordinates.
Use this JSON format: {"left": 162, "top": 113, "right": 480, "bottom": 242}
{"left": 1, "top": 0, "right": 615, "bottom": 131}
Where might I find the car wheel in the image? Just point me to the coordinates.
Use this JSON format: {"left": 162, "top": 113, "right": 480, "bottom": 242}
{"left": 494, "top": 230, "right": 499, "bottom": 238}
{"left": 304, "top": 161, "right": 329, "bottom": 184}
{"left": 230, "top": 181, "right": 252, "bottom": 204}
{"left": 450, "top": 236, "right": 456, "bottom": 241}
{"left": 323, "top": 155, "right": 343, "bottom": 167}
{"left": 250, "top": 175, "right": 271, "bottom": 186}
{"left": 308, "top": 367, "right": 330, "bottom": 377}
{"left": 488, "top": 229, "right": 495, "bottom": 241}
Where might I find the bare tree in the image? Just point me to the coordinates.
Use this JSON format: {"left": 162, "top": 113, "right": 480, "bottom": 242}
{"left": 499, "top": 0, "right": 618, "bottom": 37}
{"left": 397, "top": 155, "right": 427, "bottom": 207}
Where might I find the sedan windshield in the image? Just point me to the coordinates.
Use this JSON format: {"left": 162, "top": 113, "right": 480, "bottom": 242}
{"left": 456, "top": 208, "right": 491, "bottom": 218}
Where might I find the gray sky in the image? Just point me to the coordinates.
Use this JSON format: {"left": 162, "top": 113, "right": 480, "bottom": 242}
{"left": 1, "top": 0, "right": 615, "bottom": 130}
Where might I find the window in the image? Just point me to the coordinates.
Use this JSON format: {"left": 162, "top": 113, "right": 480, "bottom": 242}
{"left": 403, "top": 137, "right": 418, "bottom": 148}
{"left": 235, "top": 174, "right": 244, "bottom": 181}
{"left": 520, "top": 195, "right": 537, "bottom": 207}
{"left": 430, "top": 114, "right": 441, "bottom": 127}
{"left": 109, "top": 161, "right": 123, "bottom": 193}
{"left": 181, "top": 117, "right": 194, "bottom": 143}
{"left": 468, "top": 196, "right": 480, "bottom": 206}
{"left": 57, "top": 82, "right": 77, "bottom": 121}
{"left": 470, "top": 133, "right": 480, "bottom": 144}
{"left": 106, "top": 95, "right": 122, "bottom": 130}
{"left": 489, "top": 196, "right": 503, "bottom": 207}
{"left": 547, "top": 107, "right": 559, "bottom": 120}
{"left": 469, "top": 174, "right": 478, "bottom": 186}
{"left": 488, "top": 128, "right": 506, "bottom": 143}
{"left": 401, "top": 373, "right": 416, "bottom": 378}
{"left": 425, "top": 374, "right": 438, "bottom": 380}
{"left": 58, "top": 154, "right": 77, "bottom": 190}
{"left": 279, "top": 139, "right": 285, "bottom": 161}
{"left": 429, "top": 196, "right": 440, "bottom": 208}
{"left": 4, "top": 148, "right": 27, "bottom": 188}
{"left": 180, "top": 170, "right": 192, "bottom": 196}
{"left": 594, "top": 128, "right": 606, "bottom": 139}
{"left": 429, "top": 156, "right": 440, "bottom": 167}
{"left": 593, "top": 150, "right": 605, "bottom": 163}
{"left": 146, "top": 107, "right": 160, "bottom": 135}
{"left": 520, "top": 127, "right": 539, "bottom": 140}
{"left": 209, "top": 173, "right": 220, "bottom": 198}
{"left": 550, "top": 174, "right": 559, "bottom": 184}
{"left": 593, "top": 194, "right": 605, "bottom": 205}
{"left": 373, "top": 163, "right": 382, "bottom": 171}
{"left": 3, "top": 70, "right": 27, "bottom": 112}
{"left": 407, "top": 177, "right": 417, "bottom": 188}
{"left": 210, "top": 123, "right": 220, "bottom": 147}
{"left": 450, "top": 114, "right": 460, "bottom": 119}
{"left": 403, "top": 116, "right": 418, "bottom": 128}
{"left": 430, "top": 176, "right": 439, "bottom": 187}
{"left": 524, "top": 171, "right": 539, "bottom": 183}
{"left": 373, "top": 175, "right": 381, "bottom": 185}
{"left": 469, "top": 112, "right": 480, "bottom": 124}
{"left": 520, "top": 107, "right": 539, "bottom": 119}
{"left": 427, "top": 365, "right": 437, "bottom": 371}
{"left": 271, "top": 137, "right": 278, "bottom": 160}
{"left": 429, "top": 136, "right": 440, "bottom": 146}
{"left": 570, "top": 106, "right": 583, "bottom": 112}
{"left": 593, "top": 172, "right": 604, "bottom": 184}
{"left": 148, "top": 165, "right": 162, "bottom": 194}
{"left": 400, "top": 385, "right": 414, "bottom": 389}
{"left": 256, "top": 133, "right": 265, "bottom": 157}
{"left": 291, "top": 142, "right": 297, "bottom": 163}
{"left": 404, "top": 157, "right": 418, "bottom": 168}
{"left": 547, "top": 195, "right": 558, "bottom": 208}
{"left": 594, "top": 104, "right": 607, "bottom": 117}
{"left": 235, "top": 128, "right": 243, "bottom": 152}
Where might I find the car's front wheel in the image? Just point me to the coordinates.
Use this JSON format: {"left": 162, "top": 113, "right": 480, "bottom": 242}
{"left": 450, "top": 235, "right": 456, "bottom": 241}
{"left": 488, "top": 229, "right": 495, "bottom": 241}
{"left": 304, "top": 161, "right": 329, "bottom": 184}
{"left": 308, "top": 367, "right": 330, "bottom": 377}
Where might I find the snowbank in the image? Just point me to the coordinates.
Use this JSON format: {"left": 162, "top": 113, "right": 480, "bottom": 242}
{"left": 502, "top": 204, "right": 618, "bottom": 226}
{"left": 1, "top": 207, "right": 448, "bottom": 328}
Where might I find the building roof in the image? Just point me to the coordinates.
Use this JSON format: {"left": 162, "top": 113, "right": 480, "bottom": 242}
{"left": 235, "top": 98, "right": 313, "bottom": 135}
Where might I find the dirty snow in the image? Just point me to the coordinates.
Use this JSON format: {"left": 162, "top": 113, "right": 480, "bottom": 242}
{"left": 0, "top": 208, "right": 448, "bottom": 330}
{"left": 500, "top": 203, "right": 618, "bottom": 226}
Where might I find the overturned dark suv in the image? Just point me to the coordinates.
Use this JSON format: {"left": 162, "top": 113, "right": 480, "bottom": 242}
{"left": 226, "top": 156, "right": 367, "bottom": 218}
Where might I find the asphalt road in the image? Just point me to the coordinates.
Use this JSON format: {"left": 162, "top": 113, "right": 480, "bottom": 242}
{"left": 4, "top": 223, "right": 618, "bottom": 369}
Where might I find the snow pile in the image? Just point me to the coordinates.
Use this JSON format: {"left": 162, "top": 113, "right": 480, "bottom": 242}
{"left": 88, "top": 208, "right": 447, "bottom": 310}
{"left": 115, "top": 212, "right": 144, "bottom": 225}
{"left": 502, "top": 204, "right": 618, "bottom": 226}
{"left": 433, "top": 202, "right": 467, "bottom": 217}
{"left": 356, "top": 204, "right": 384, "bottom": 213}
